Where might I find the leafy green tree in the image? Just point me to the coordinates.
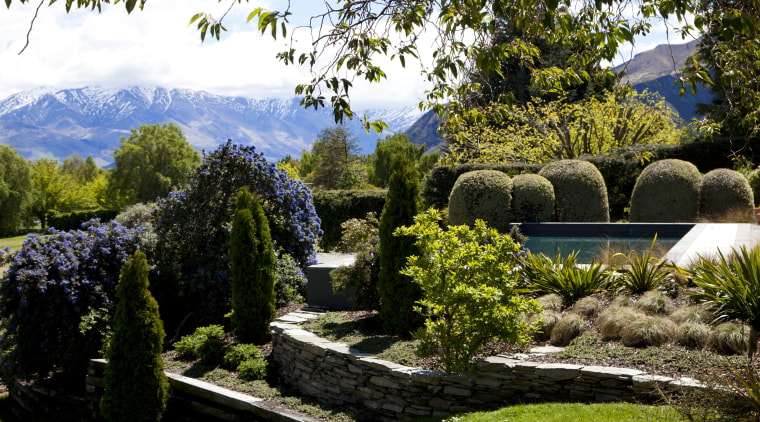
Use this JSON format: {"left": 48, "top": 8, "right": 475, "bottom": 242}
{"left": 377, "top": 154, "right": 423, "bottom": 336}
{"left": 108, "top": 123, "right": 201, "bottom": 205}
{"left": 29, "top": 158, "right": 69, "bottom": 229}
{"left": 309, "top": 126, "right": 362, "bottom": 190}
{"left": 62, "top": 153, "right": 99, "bottom": 184}
{"left": 230, "top": 187, "right": 276, "bottom": 344}
{"left": 367, "top": 133, "right": 438, "bottom": 188}
{"left": 100, "top": 250, "right": 169, "bottom": 422}
{"left": 0, "top": 145, "right": 32, "bottom": 236}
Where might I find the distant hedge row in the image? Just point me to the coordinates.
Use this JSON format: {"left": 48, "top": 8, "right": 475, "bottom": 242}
{"left": 313, "top": 190, "right": 387, "bottom": 250}
{"left": 421, "top": 137, "right": 760, "bottom": 221}
{"left": 48, "top": 209, "right": 120, "bottom": 231}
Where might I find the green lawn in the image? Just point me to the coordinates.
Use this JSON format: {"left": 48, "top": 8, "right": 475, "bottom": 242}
{"left": 0, "top": 234, "right": 28, "bottom": 251}
{"left": 424, "top": 402, "right": 685, "bottom": 422}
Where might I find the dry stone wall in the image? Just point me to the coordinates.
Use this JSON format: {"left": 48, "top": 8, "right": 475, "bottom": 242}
{"left": 272, "top": 309, "right": 706, "bottom": 420}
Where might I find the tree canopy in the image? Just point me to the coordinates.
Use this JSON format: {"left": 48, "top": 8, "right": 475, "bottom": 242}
{"left": 8, "top": 0, "right": 760, "bottom": 137}
{"left": 108, "top": 122, "right": 201, "bottom": 205}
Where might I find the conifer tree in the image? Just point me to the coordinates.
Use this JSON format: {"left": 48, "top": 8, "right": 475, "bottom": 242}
{"left": 100, "top": 250, "right": 169, "bottom": 422}
{"left": 377, "top": 154, "right": 423, "bottom": 336}
{"left": 230, "top": 187, "right": 276, "bottom": 344}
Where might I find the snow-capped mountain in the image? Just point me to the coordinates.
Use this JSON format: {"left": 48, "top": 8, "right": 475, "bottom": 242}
{"left": 0, "top": 86, "right": 424, "bottom": 166}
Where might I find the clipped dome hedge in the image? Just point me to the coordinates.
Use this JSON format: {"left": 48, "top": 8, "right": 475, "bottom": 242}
{"left": 538, "top": 160, "right": 609, "bottom": 222}
{"left": 629, "top": 159, "right": 702, "bottom": 222}
{"left": 511, "top": 174, "right": 555, "bottom": 222}
{"left": 748, "top": 168, "right": 760, "bottom": 207}
{"left": 699, "top": 168, "right": 754, "bottom": 220}
{"left": 448, "top": 170, "right": 512, "bottom": 232}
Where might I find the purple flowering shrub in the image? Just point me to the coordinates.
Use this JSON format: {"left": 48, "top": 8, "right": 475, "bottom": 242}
{"left": 153, "top": 141, "right": 321, "bottom": 322}
{"left": 0, "top": 220, "right": 144, "bottom": 381}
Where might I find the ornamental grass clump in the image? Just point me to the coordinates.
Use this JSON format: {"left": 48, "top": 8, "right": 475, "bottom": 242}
{"left": 550, "top": 313, "right": 584, "bottom": 346}
{"left": 522, "top": 251, "right": 612, "bottom": 304}
{"left": 100, "top": 251, "right": 169, "bottom": 422}
{"left": 535, "top": 293, "right": 564, "bottom": 312}
{"left": 708, "top": 322, "right": 757, "bottom": 355}
{"left": 675, "top": 322, "right": 711, "bottom": 349}
{"left": 689, "top": 245, "right": 760, "bottom": 331}
{"left": 670, "top": 304, "right": 715, "bottom": 325}
{"left": 527, "top": 310, "right": 561, "bottom": 341}
{"left": 396, "top": 209, "right": 541, "bottom": 373}
{"left": 599, "top": 307, "right": 646, "bottom": 341}
{"left": 570, "top": 296, "right": 601, "bottom": 317}
{"left": 620, "top": 315, "right": 676, "bottom": 347}
{"left": 634, "top": 290, "right": 674, "bottom": 315}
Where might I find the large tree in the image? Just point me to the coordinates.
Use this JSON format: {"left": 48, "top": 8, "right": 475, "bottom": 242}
{"left": 367, "top": 133, "right": 438, "bottom": 188}
{"left": 308, "top": 126, "right": 361, "bottom": 191}
{"left": 108, "top": 122, "right": 201, "bottom": 205}
{"left": 0, "top": 145, "right": 32, "bottom": 236}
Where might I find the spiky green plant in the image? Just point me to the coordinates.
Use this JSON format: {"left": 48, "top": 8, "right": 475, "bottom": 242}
{"left": 522, "top": 251, "right": 612, "bottom": 303}
{"left": 689, "top": 245, "right": 760, "bottom": 331}
{"left": 723, "top": 357, "right": 760, "bottom": 419}
{"left": 611, "top": 235, "right": 672, "bottom": 293}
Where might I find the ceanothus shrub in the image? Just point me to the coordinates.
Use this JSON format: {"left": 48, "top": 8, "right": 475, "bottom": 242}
{"left": 0, "top": 220, "right": 144, "bottom": 381}
{"left": 153, "top": 141, "right": 321, "bottom": 322}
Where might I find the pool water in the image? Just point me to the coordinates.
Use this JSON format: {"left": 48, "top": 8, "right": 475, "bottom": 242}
{"left": 524, "top": 236, "right": 681, "bottom": 264}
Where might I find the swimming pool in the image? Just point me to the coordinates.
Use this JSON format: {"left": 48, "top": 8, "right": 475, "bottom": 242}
{"left": 516, "top": 223, "right": 694, "bottom": 264}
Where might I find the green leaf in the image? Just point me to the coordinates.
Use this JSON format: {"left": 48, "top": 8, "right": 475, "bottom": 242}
{"left": 5, "top": 0, "right": 11, "bottom": 8}
{"left": 189, "top": 14, "right": 201, "bottom": 25}
{"left": 125, "top": 0, "right": 136, "bottom": 13}
{"left": 247, "top": 8, "right": 263, "bottom": 23}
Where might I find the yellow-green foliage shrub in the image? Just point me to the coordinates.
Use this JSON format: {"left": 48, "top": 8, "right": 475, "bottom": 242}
{"left": 708, "top": 322, "right": 757, "bottom": 355}
{"left": 699, "top": 168, "right": 754, "bottom": 221}
{"left": 448, "top": 170, "right": 513, "bottom": 232}
{"left": 538, "top": 160, "right": 609, "bottom": 222}
{"left": 550, "top": 313, "right": 584, "bottom": 346}
{"left": 620, "top": 316, "right": 675, "bottom": 347}
{"left": 629, "top": 159, "right": 702, "bottom": 222}
{"left": 510, "top": 174, "right": 554, "bottom": 222}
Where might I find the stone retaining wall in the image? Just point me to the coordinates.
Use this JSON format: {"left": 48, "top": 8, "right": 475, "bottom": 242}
{"left": 271, "top": 310, "right": 706, "bottom": 420}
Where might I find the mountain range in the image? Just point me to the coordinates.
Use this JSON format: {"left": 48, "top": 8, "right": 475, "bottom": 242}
{"left": 0, "top": 86, "right": 422, "bottom": 167}
{"left": 0, "top": 40, "right": 715, "bottom": 166}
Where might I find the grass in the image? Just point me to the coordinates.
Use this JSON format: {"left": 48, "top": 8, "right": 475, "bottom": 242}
{"left": 420, "top": 402, "right": 685, "bottom": 421}
{"left": 0, "top": 235, "right": 27, "bottom": 251}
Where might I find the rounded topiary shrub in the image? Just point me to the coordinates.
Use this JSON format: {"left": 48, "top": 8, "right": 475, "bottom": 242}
{"left": 629, "top": 159, "right": 702, "bottom": 222}
{"left": 448, "top": 170, "right": 513, "bottom": 232}
{"left": 538, "top": 160, "right": 609, "bottom": 222}
{"left": 699, "top": 168, "right": 754, "bottom": 221}
{"left": 748, "top": 168, "right": 760, "bottom": 207}
{"left": 510, "top": 174, "right": 554, "bottom": 222}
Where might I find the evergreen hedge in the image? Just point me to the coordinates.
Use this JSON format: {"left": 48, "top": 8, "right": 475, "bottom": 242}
{"left": 312, "top": 189, "right": 387, "bottom": 250}
{"left": 100, "top": 250, "right": 169, "bottom": 422}
{"left": 48, "top": 208, "right": 120, "bottom": 231}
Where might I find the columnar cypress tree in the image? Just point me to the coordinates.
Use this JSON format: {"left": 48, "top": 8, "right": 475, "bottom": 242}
{"left": 378, "top": 154, "right": 423, "bottom": 336}
{"left": 100, "top": 250, "right": 169, "bottom": 422}
{"left": 230, "top": 187, "right": 276, "bottom": 344}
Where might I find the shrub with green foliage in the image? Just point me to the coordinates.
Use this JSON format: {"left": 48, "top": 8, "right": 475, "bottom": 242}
{"left": 222, "top": 343, "right": 265, "bottom": 371}
{"left": 611, "top": 236, "right": 671, "bottom": 293}
{"left": 100, "top": 251, "right": 169, "bottom": 422}
{"left": 522, "top": 251, "right": 612, "bottom": 303}
{"left": 629, "top": 159, "right": 702, "bottom": 222}
{"left": 331, "top": 213, "right": 381, "bottom": 310}
{"left": 274, "top": 252, "right": 306, "bottom": 306}
{"left": 689, "top": 246, "right": 760, "bottom": 331}
{"left": 748, "top": 168, "right": 760, "bottom": 207}
{"left": 397, "top": 210, "right": 541, "bottom": 372}
{"left": 538, "top": 160, "right": 609, "bottom": 222}
{"left": 173, "top": 325, "right": 226, "bottom": 364}
{"left": 699, "top": 168, "right": 754, "bottom": 220}
{"left": 378, "top": 155, "right": 423, "bottom": 336}
{"left": 510, "top": 174, "right": 555, "bottom": 222}
{"left": 237, "top": 356, "right": 268, "bottom": 381}
{"left": 448, "top": 170, "right": 513, "bottom": 231}
{"left": 230, "top": 188, "right": 276, "bottom": 344}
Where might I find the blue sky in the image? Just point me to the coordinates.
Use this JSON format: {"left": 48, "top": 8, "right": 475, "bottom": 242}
{"left": 0, "top": 1, "right": 695, "bottom": 108}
